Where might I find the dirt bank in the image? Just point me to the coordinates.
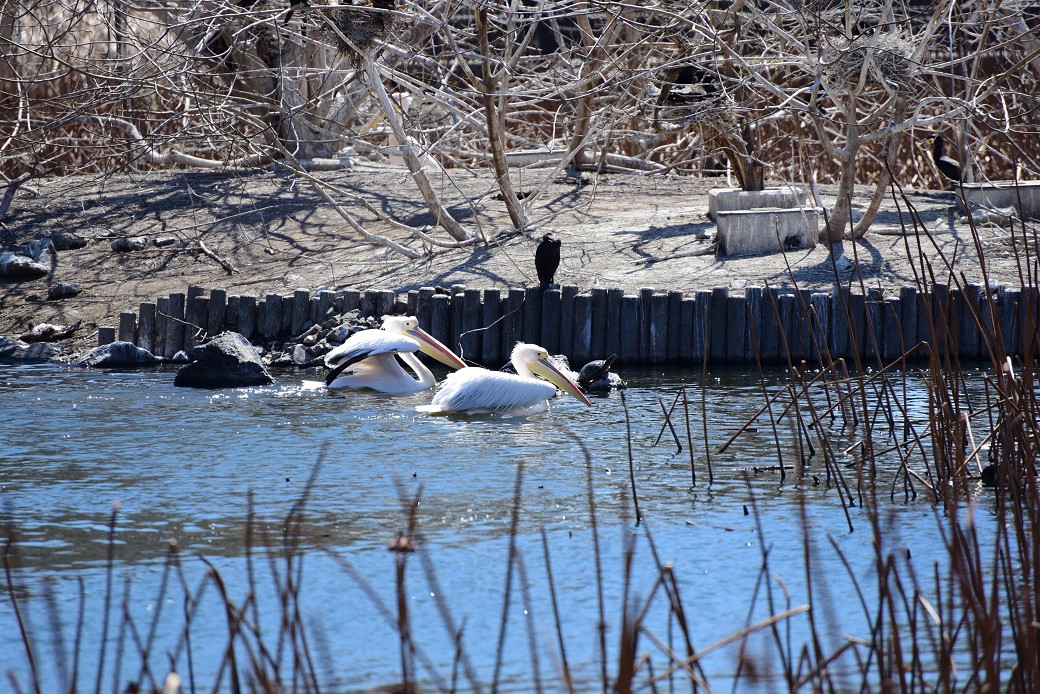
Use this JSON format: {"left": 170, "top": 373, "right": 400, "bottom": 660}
{"left": 0, "top": 162, "right": 1031, "bottom": 354}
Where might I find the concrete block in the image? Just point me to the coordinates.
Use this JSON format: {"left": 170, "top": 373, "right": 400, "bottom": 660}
{"left": 716, "top": 207, "right": 820, "bottom": 256}
{"left": 708, "top": 186, "right": 808, "bottom": 221}
{"left": 961, "top": 180, "right": 1040, "bottom": 220}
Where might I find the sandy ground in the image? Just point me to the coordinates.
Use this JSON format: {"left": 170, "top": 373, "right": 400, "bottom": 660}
{"left": 1, "top": 161, "right": 1033, "bottom": 353}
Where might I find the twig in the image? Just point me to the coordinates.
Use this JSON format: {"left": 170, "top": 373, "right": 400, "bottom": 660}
{"left": 195, "top": 238, "right": 238, "bottom": 275}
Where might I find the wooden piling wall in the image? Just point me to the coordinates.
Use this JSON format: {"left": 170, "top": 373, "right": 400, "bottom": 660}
{"left": 100, "top": 283, "right": 1039, "bottom": 367}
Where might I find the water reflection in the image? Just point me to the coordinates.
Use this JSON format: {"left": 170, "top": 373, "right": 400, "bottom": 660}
{"left": 0, "top": 361, "right": 997, "bottom": 691}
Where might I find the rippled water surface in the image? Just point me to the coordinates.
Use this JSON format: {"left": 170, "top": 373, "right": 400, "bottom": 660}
{"left": 0, "top": 361, "right": 997, "bottom": 691}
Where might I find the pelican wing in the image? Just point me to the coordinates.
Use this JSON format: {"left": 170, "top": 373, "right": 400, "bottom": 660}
{"left": 325, "top": 330, "right": 421, "bottom": 387}
{"left": 419, "top": 367, "right": 558, "bottom": 415}
{"left": 326, "top": 329, "right": 418, "bottom": 366}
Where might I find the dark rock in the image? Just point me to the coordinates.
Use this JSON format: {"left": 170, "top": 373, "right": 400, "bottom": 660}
{"left": 50, "top": 230, "right": 88, "bottom": 251}
{"left": 47, "top": 281, "right": 83, "bottom": 300}
{"left": 0, "top": 250, "right": 48, "bottom": 278}
{"left": 174, "top": 331, "right": 274, "bottom": 388}
{"left": 73, "top": 341, "right": 161, "bottom": 367}
{"left": 170, "top": 350, "right": 191, "bottom": 363}
{"left": 111, "top": 236, "right": 149, "bottom": 252}
{"left": 25, "top": 238, "right": 56, "bottom": 266}
{"left": 0, "top": 336, "right": 67, "bottom": 362}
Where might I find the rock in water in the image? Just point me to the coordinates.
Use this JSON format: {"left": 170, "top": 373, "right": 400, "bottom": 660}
{"left": 0, "top": 336, "right": 66, "bottom": 362}
{"left": 174, "top": 331, "right": 274, "bottom": 388}
{"left": 73, "top": 341, "right": 161, "bottom": 367}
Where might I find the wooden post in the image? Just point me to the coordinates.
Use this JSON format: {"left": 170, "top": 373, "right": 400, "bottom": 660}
{"left": 745, "top": 286, "right": 763, "bottom": 363}
{"left": 898, "top": 286, "right": 918, "bottom": 358}
{"left": 155, "top": 297, "right": 169, "bottom": 356}
{"left": 376, "top": 290, "right": 396, "bottom": 318}
{"left": 482, "top": 289, "right": 502, "bottom": 366}
{"left": 259, "top": 294, "right": 283, "bottom": 341}
{"left": 279, "top": 294, "right": 293, "bottom": 335}
{"left": 430, "top": 294, "right": 451, "bottom": 349}
{"left": 291, "top": 289, "right": 311, "bottom": 336}
{"left": 461, "top": 288, "right": 483, "bottom": 362}
{"left": 185, "top": 296, "right": 208, "bottom": 352}
{"left": 1001, "top": 287, "right": 1021, "bottom": 357}
{"left": 341, "top": 290, "right": 361, "bottom": 315}
{"left": 932, "top": 283, "right": 950, "bottom": 360}
{"left": 692, "top": 290, "right": 712, "bottom": 363}
{"left": 725, "top": 293, "right": 746, "bottom": 363}
{"left": 649, "top": 292, "right": 668, "bottom": 363}
{"left": 451, "top": 289, "right": 466, "bottom": 355}
{"left": 97, "top": 326, "right": 116, "bottom": 346}
{"left": 138, "top": 302, "right": 156, "bottom": 353}
{"left": 792, "top": 290, "right": 813, "bottom": 363}
{"left": 638, "top": 288, "right": 654, "bottom": 362}
{"left": 166, "top": 292, "right": 186, "bottom": 357}
{"left": 590, "top": 287, "right": 608, "bottom": 359}
{"left": 679, "top": 297, "right": 695, "bottom": 363}
{"left": 604, "top": 288, "right": 623, "bottom": 359}
{"left": 236, "top": 294, "right": 257, "bottom": 343}
{"left": 830, "top": 287, "right": 850, "bottom": 361}
{"left": 666, "top": 290, "right": 683, "bottom": 363}
{"left": 359, "top": 290, "right": 376, "bottom": 317}
{"left": 810, "top": 292, "right": 831, "bottom": 364}
{"left": 882, "top": 295, "right": 902, "bottom": 362}
{"left": 416, "top": 288, "right": 435, "bottom": 330}
{"left": 502, "top": 289, "right": 525, "bottom": 355}
{"left": 208, "top": 288, "right": 227, "bottom": 337}
{"left": 960, "top": 283, "right": 983, "bottom": 359}
{"left": 523, "top": 287, "right": 542, "bottom": 345}
{"left": 709, "top": 287, "right": 729, "bottom": 363}
{"left": 541, "top": 288, "right": 561, "bottom": 354}
{"left": 777, "top": 292, "right": 795, "bottom": 364}
{"left": 559, "top": 285, "right": 578, "bottom": 358}
{"left": 863, "top": 287, "right": 882, "bottom": 362}
{"left": 225, "top": 296, "right": 239, "bottom": 332}
{"left": 620, "top": 294, "right": 640, "bottom": 364}
{"left": 118, "top": 311, "right": 136, "bottom": 344}
{"left": 846, "top": 291, "right": 865, "bottom": 361}
{"left": 406, "top": 290, "right": 419, "bottom": 317}
{"left": 317, "top": 290, "right": 337, "bottom": 326}
{"left": 573, "top": 293, "right": 592, "bottom": 365}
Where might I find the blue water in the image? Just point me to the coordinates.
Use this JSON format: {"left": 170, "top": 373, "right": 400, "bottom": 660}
{"left": 0, "top": 361, "right": 1000, "bottom": 691}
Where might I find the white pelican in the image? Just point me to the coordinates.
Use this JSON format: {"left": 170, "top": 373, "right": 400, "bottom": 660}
{"left": 324, "top": 315, "right": 466, "bottom": 394}
{"left": 416, "top": 343, "right": 592, "bottom": 416}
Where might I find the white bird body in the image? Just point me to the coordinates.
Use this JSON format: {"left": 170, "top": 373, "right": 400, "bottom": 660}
{"left": 324, "top": 316, "right": 465, "bottom": 395}
{"left": 417, "top": 343, "right": 592, "bottom": 415}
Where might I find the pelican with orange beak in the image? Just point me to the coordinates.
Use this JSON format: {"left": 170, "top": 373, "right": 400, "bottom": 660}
{"left": 417, "top": 343, "right": 592, "bottom": 416}
{"left": 324, "top": 315, "right": 465, "bottom": 394}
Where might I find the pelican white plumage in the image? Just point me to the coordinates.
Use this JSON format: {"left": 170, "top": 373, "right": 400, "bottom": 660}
{"left": 416, "top": 343, "right": 592, "bottom": 416}
{"left": 324, "top": 315, "right": 466, "bottom": 394}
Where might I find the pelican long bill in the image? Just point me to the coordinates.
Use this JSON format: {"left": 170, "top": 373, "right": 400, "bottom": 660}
{"left": 530, "top": 357, "right": 593, "bottom": 407}
{"left": 406, "top": 326, "right": 467, "bottom": 370}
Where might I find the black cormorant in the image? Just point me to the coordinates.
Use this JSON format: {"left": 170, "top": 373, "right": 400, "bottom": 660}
{"left": 932, "top": 134, "right": 962, "bottom": 185}
{"left": 535, "top": 234, "right": 561, "bottom": 290}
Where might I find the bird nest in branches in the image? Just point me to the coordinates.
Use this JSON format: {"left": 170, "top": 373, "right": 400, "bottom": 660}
{"left": 324, "top": 0, "right": 396, "bottom": 53}
{"left": 820, "top": 31, "right": 917, "bottom": 92}
{"left": 653, "top": 86, "right": 736, "bottom": 136}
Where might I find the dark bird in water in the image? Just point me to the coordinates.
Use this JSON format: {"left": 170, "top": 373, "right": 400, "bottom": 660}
{"left": 535, "top": 234, "right": 561, "bottom": 290}
{"left": 577, "top": 354, "right": 626, "bottom": 392}
{"left": 932, "top": 134, "right": 963, "bottom": 186}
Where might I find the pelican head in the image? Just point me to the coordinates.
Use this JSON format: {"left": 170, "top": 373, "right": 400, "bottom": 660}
{"left": 382, "top": 315, "right": 466, "bottom": 369}
{"left": 512, "top": 343, "right": 592, "bottom": 407}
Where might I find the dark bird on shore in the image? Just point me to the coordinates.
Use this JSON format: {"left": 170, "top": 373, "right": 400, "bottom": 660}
{"left": 535, "top": 234, "right": 561, "bottom": 290}
{"left": 932, "top": 134, "right": 963, "bottom": 186}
